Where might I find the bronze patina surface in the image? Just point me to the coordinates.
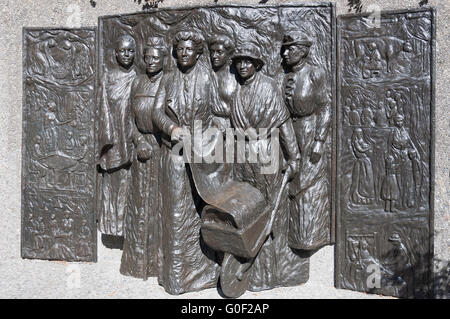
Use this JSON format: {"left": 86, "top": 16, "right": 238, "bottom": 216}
{"left": 21, "top": 28, "right": 97, "bottom": 262}
{"left": 335, "top": 8, "right": 435, "bottom": 298}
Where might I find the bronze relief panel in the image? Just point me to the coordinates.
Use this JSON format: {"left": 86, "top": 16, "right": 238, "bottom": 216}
{"left": 21, "top": 28, "right": 97, "bottom": 262}
{"left": 335, "top": 8, "right": 435, "bottom": 298}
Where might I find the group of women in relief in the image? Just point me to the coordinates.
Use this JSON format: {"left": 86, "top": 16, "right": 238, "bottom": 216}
{"left": 97, "top": 29, "right": 332, "bottom": 295}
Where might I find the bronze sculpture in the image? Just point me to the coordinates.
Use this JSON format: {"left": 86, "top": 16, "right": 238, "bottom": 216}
{"left": 208, "top": 34, "right": 237, "bottom": 127}
{"left": 22, "top": 28, "right": 97, "bottom": 261}
{"left": 280, "top": 32, "right": 332, "bottom": 251}
{"left": 120, "top": 37, "right": 167, "bottom": 279}
{"left": 152, "top": 31, "right": 220, "bottom": 294}
{"left": 20, "top": 4, "right": 436, "bottom": 299}
{"left": 335, "top": 8, "right": 435, "bottom": 298}
{"left": 97, "top": 34, "right": 137, "bottom": 237}
{"left": 225, "top": 43, "right": 307, "bottom": 295}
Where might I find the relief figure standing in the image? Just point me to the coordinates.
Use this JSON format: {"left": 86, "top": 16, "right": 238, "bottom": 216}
{"left": 229, "top": 44, "right": 306, "bottom": 291}
{"left": 281, "top": 33, "right": 332, "bottom": 250}
{"left": 208, "top": 34, "right": 237, "bottom": 129}
{"left": 350, "top": 128, "right": 375, "bottom": 205}
{"left": 152, "top": 31, "right": 219, "bottom": 294}
{"left": 120, "top": 37, "right": 167, "bottom": 279}
{"left": 207, "top": 34, "right": 236, "bottom": 183}
{"left": 388, "top": 114, "right": 419, "bottom": 209}
{"left": 97, "top": 35, "right": 137, "bottom": 236}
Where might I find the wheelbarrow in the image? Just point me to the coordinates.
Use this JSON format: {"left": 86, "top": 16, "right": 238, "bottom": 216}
{"left": 201, "top": 172, "right": 289, "bottom": 298}
{"left": 187, "top": 133, "right": 289, "bottom": 297}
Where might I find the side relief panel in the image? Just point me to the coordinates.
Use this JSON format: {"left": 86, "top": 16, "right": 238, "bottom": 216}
{"left": 335, "top": 8, "right": 435, "bottom": 298}
{"left": 21, "top": 28, "right": 97, "bottom": 262}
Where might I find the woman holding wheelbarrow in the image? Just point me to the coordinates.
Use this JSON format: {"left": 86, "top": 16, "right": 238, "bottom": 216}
{"left": 201, "top": 43, "right": 308, "bottom": 297}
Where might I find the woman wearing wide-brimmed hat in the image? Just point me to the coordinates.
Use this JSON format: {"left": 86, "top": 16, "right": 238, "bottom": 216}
{"left": 224, "top": 42, "right": 308, "bottom": 294}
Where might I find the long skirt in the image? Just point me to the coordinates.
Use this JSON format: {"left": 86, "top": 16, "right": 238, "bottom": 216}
{"left": 249, "top": 187, "right": 310, "bottom": 291}
{"left": 350, "top": 157, "right": 375, "bottom": 205}
{"left": 97, "top": 167, "right": 130, "bottom": 236}
{"left": 120, "top": 134, "right": 161, "bottom": 278}
{"left": 157, "top": 144, "right": 219, "bottom": 295}
{"left": 381, "top": 173, "right": 400, "bottom": 201}
{"left": 234, "top": 145, "right": 309, "bottom": 292}
{"left": 288, "top": 115, "right": 331, "bottom": 250}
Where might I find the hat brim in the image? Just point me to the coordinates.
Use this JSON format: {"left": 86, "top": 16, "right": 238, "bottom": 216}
{"left": 231, "top": 54, "right": 265, "bottom": 68}
{"left": 281, "top": 40, "right": 312, "bottom": 47}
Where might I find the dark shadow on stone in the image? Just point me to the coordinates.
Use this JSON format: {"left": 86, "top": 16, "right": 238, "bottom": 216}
{"left": 293, "top": 248, "right": 320, "bottom": 258}
{"left": 101, "top": 234, "right": 124, "bottom": 250}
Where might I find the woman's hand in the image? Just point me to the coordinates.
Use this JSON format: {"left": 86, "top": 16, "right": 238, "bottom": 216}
{"left": 171, "top": 126, "right": 190, "bottom": 143}
{"left": 136, "top": 141, "right": 152, "bottom": 162}
{"left": 283, "top": 159, "right": 300, "bottom": 182}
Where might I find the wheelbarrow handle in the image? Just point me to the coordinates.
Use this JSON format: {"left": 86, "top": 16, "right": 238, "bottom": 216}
{"left": 265, "top": 171, "right": 290, "bottom": 237}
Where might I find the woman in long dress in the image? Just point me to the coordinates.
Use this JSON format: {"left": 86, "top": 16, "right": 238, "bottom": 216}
{"left": 381, "top": 154, "right": 400, "bottom": 212}
{"left": 151, "top": 31, "right": 220, "bottom": 294}
{"left": 120, "top": 37, "right": 166, "bottom": 279}
{"left": 229, "top": 44, "right": 307, "bottom": 291}
{"left": 389, "top": 114, "right": 418, "bottom": 209}
{"left": 350, "top": 128, "right": 375, "bottom": 205}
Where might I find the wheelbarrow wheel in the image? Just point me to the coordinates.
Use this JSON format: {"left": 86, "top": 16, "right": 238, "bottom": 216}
{"left": 220, "top": 253, "right": 252, "bottom": 298}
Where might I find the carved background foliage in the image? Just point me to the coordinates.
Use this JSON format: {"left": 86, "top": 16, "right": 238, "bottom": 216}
{"left": 99, "top": 5, "right": 333, "bottom": 76}
{"left": 335, "top": 8, "right": 435, "bottom": 298}
{"left": 21, "top": 28, "right": 97, "bottom": 262}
